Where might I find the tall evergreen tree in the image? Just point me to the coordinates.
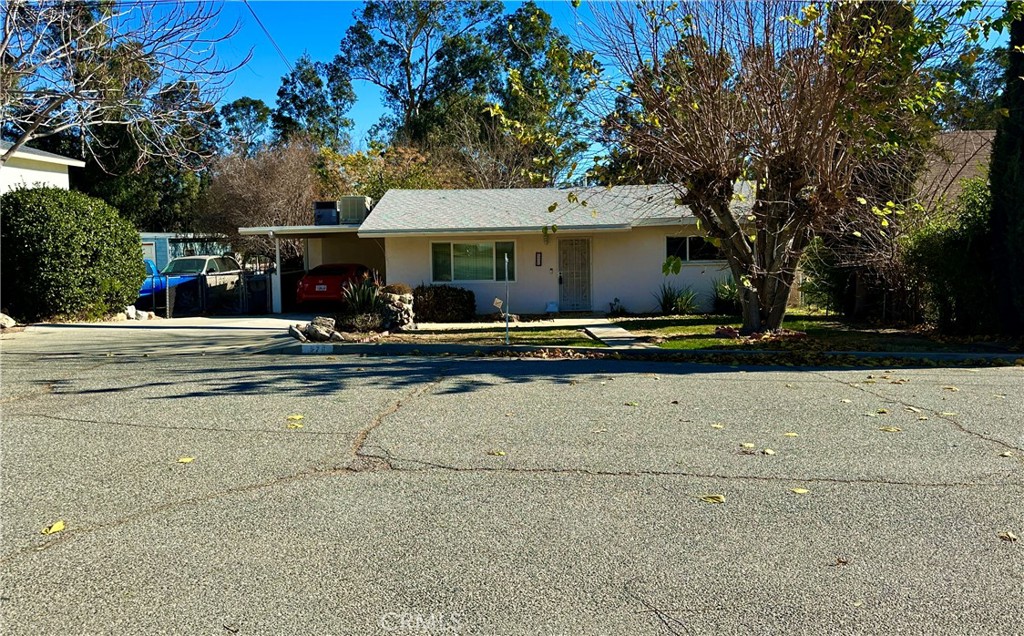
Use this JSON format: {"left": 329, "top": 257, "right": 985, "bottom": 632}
{"left": 989, "top": 7, "right": 1024, "bottom": 333}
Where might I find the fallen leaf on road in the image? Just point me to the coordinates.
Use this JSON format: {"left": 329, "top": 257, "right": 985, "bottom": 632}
{"left": 286, "top": 423, "right": 303, "bottom": 429}
{"left": 762, "top": 448, "right": 776, "bottom": 456}
{"left": 785, "top": 383, "right": 794, "bottom": 388}
{"left": 177, "top": 456, "right": 194, "bottom": 463}
{"left": 790, "top": 488, "right": 810, "bottom": 495}
{"left": 877, "top": 408, "right": 890, "bottom": 414}
{"left": 591, "top": 428, "right": 607, "bottom": 434}
{"left": 853, "top": 601, "right": 864, "bottom": 608}
{"left": 905, "top": 406, "right": 922, "bottom": 413}
{"left": 670, "top": 400, "right": 679, "bottom": 404}
{"left": 997, "top": 531, "right": 1018, "bottom": 542}
{"left": 940, "top": 412, "right": 958, "bottom": 417}
{"left": 943, "top": 386, "right": 960, "bottom": 392}
{"left": 829, "top": 557, "right": 850, "bottom": 567}
{"left": 486, "top": 449, "right": 506, "bottom": 456}
{"left": 784, "top": 432, "right": 799, "bottom": 437}
{"left": 864, "top": 412, "right": 878, "bottom": 418}
{"left": 994, "top": 394, "right": 1006, "bottom": 399}
{"left": 918, "top": 416, "right": 929, "bottom": 421}
{"left": 711, "top": 423, "right": 725, "bottom": 429}
{"left": 286, "top": 414, "right": 304, "bottom": 421}
{"left": 41, "top": 520, "right": 65, "bottom": 535}
{"left": 699, "top": 494, "right": 725, "bottom": 504}
{"left": 624, "top": 401, "right": 639, "bottom": 407}
{"left": 840, "top": 399, "right": 852, "bottom": 403}
{"left": 1000, "top": 451, "right": 1014, "bottom": 458}
{"left": 740, "top": 443, "right": 755, "bottom": 449}
{"left": 879, "top": 426, "right": 902, "bottom": 433}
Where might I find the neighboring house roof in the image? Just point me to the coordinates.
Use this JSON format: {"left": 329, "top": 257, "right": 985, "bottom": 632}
{"left": 917, "top": 129, "right": 994, "bottom": 210}
{"left": 0, "top": 140, "right": 86, "bottom": 168}
{"left": 358, "top": 184, "right": 754, "bottom": 237}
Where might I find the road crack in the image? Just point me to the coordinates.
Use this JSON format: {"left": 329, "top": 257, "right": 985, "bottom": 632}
{"left": 813, "top": 371, "right": 1024, "bottom": 454}
{"left": 358, "top": 454, "right": 1022, "bottom": 489}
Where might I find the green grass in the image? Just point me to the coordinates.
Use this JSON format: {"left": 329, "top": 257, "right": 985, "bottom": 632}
{"left": 614, "top": 310, "right": 1019, "bottom": 353}
{"left": 387, "top": 325, "right": 604, "bottom": 348}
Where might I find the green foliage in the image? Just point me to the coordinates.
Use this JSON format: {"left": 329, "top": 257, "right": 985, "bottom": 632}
{"left": 712, "top": 277, "right": 742, "bottom": 316}
{"left": 653, "top": 282, "right": 698, "bottom": 315}
{"left": 221, "top": 97, "right": 272, "bottom": 155}
{"left": 413, "top": 284, "right": 476, "bottom": 322}
{"left": 0, "top": 187, "right": 145, "bottom": 321}
{"left": 273, "top": 54, "right": 354, "bottom": 153}
{"left": 798, "top": 239, "right": 847, "bottom": 314}
{"left": 904, "top": 178, "right": 998, "bottom": 333}
{"left": 340, "top": 278, "right": 383, "bottom": 315}
{"left": 989, "top": 12, "right": 1024, "bottom": 334}
{"left": 381, "top": 282, "right": 413, "bottom": 295}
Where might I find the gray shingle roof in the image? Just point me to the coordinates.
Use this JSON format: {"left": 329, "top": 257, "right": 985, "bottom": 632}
{"left": 359, "top": 184, "right": 736, "bottom": 235}
{"left": 0, "top": 140, "right": 86, "bottom": 166}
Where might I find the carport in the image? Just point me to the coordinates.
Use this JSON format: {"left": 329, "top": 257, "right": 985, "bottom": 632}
{"left": 238, "top": 225, "right": 386, "bottom": 313}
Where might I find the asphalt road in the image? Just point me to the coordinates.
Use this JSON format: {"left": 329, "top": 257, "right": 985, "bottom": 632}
{"left": 1, "top": 321, "right": 1022, "bottom": 635}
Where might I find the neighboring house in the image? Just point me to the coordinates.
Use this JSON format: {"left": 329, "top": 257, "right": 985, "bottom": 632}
{"left": 366, "top": 186, "right": 745, "bottom": 314}
{"left": 917, "top": 129, "right": 995, "bottom": 210}
{"left": 139, "top": 232, "right": 233, "bottom": 272}
{"left": 0, "top": 141, "right": 85, "bottom": 192}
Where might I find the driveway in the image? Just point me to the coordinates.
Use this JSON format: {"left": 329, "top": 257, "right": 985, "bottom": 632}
{"left": 1, "top": 326, "right": 1021, "bottom": 634}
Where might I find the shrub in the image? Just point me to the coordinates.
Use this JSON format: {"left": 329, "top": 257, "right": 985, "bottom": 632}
{"left": 712, "top": 276, "right": 742, "bottom": 315}
{"left": 607, "top": 298, "right": 629, "bottom": 317}
{"left": 653, "top": 282, "right": 699, "bottom": 315}
{"left": 381, "top": 282, "right": 413, "bottom": 295}
{"left": 0, "top": 187, "right": 145, "bottom": 321}
{"left": 340, "top": 279, "right": 383, "bottom": 315}
{"left": 337, "top": 312, "right": 384, "bottom": 333}
{"left": 674, "top": 288, "right": 700, "bottom": 315}
{"left": 903, "top": 178, "right": 998, "bottom": 333}
{"left": 413, "top": 284, "right": 475, "bottom": 322}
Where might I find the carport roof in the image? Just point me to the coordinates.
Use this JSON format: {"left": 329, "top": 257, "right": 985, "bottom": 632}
{"left": 238, "top": 224, "right": 361, "bottom": 239}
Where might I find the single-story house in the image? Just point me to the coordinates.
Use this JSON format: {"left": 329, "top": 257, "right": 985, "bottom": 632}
{"left": 0, "top": 141, "right": 85, "bottom": 192}
{"left": 242, "top": 186, "right": 744, "bottom": 315}
{"left": 360, "top": 186, "right": 740, "bottom": 314}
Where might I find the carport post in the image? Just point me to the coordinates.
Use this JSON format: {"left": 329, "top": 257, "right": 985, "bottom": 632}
{"left": 271, "top": 232, "right": 282, "bottom": 314}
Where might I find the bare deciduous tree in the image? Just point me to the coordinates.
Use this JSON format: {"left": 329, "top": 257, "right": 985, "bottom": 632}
{"left": 588, "top": 0, "right": 1007, "bottom": 332}
{"left": 0, "top": 0, "right": 243, "bottom": 167}
{"left": 199, "top": 142, "right": 322, "bottom": 261}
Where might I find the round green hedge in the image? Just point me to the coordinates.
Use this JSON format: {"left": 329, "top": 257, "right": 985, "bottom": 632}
{"left": 1, "top": 187, "right": 145, "bottom": 321}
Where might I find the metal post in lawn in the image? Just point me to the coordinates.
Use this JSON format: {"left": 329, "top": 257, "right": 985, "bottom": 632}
{"left": 504, "top": 253, "right": 510, "bottom": 346}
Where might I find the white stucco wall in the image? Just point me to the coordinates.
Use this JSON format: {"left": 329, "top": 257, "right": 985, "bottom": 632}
{"left": 383, "top": 226, "right": 730, "bottom": 315}
{"left": 0, "top": 157, "right": 72, "bottom": 192}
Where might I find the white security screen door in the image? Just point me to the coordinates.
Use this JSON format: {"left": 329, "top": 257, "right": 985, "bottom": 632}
{"left": 558, "top": 238, "right": 591, "bottom": 311}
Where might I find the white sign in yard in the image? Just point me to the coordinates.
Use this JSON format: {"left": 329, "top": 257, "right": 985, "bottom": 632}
{"left": 493, "top": 297, "right": 503, "bottom": 310}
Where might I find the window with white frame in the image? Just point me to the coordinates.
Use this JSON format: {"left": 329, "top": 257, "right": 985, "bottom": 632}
{"left": 666, "top": 236, "right": 725, "bottom": 262}
{"left": 431, "top": 241, "right": 516, "bottom": 282}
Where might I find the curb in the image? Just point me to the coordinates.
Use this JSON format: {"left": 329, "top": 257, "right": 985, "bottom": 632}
{"left": 263, "top": 340, "right": 1024, "bottom": 367}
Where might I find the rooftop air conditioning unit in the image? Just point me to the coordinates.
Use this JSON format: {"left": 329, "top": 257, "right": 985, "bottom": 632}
{"left": 313, "top": 201, "right": 339, "bottom": 226}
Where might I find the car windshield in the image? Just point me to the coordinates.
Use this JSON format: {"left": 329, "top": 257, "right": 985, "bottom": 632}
{"left": 163, "top": 258, "right": 207, "bottom": 274}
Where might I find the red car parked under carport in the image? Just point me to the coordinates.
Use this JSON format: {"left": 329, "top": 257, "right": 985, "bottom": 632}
{"left": 295, "top": 263, "right": 370, "bottom": 305}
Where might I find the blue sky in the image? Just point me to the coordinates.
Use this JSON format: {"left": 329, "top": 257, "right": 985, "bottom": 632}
{"left": 216, "top": 1, "right": 584, "bottom": 146}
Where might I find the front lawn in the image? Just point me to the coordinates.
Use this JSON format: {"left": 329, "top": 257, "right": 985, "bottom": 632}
{"left": 614, "top": 310, "right": 1019, "bottom": 353}
{"left": 385, "top": 325, "right": 603, "bottom": 348}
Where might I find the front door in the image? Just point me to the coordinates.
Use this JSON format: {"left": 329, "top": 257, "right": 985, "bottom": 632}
{"left": 558, "top": 238, "right": 591, "bottom": 311}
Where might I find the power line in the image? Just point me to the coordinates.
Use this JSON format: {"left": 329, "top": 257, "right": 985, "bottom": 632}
{"left": 243, "top": 0, "right": 292, "bottom": 73}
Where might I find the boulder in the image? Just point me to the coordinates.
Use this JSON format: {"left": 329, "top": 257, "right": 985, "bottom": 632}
{"left": 0, "top": 313, "right": 17, "bottom": 329}
{"left": 304, "top": 323, "right": 334, "bottom": 342}
{"left": 125, "top": 305, "right": 137, "bottom": 320}
{"left": 288, "top": 324, "right": 308, "bottom": 342}
{"left": 311, "top": 316, "right": 336, "bottom": 330}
